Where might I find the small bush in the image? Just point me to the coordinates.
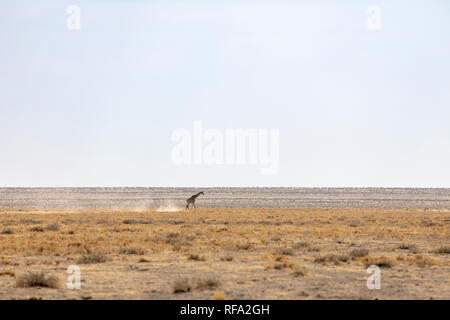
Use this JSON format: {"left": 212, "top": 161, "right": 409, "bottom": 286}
{"left": 363, "top": 256, "right": 395, "bottom": 268}
{"left": 120, "top": 247, "right": 145, "bottom": 255}
{"left": 16, "top": 272, "right": 59, "bottom": 288}
{"left": 220, "top": 256, "right": 233, "bottom": 262}
{"left": 399, "top": 243, "right": 419, "bottom": 253}
{"left": 29, "top": 226, "right": 44, "bottom": 232}
{"left": 434, "top": 246, "right": 450, "bottom": 254}
{"left": 291, "top": 265, "right": 308, "bottom": 277}
{"left": 314, "top": 254, "right": 349, "bottom": 265}
{"left": 236, "top": 243, "right": 251, "bottom": 250}
{"left": 265, "top": 262, "right": 297, "bottom": 270}
{"left": 173, "top": 276, "right": 221, "bottom": 294}
{"left": 195, "top": 277, "right": 220, "bottom": 291}
{"left": 45, "top": 224, "right": 60, "bottom": 231}
{"left": 77, "top": 252, "right": 108, "bottom": 264}
{"left": 188, "top": 254, "right": 206, "bottom": 262}
{"left": 274, "top": 248, "right": 294, "bottom": 256}
{"left": 1, "top": 229, "right": 14, "bottom": 235}
{"left": 0, "top": 270, "right": 15, "bottom": 277}
{"left": 350, "top": 248, "right": 369, "bottom": 259}
{"left": 173, "top": 277, "right": 192, "bottom": 293}
{"left": 292, "top": 242, "right": 309, "bottom": 249}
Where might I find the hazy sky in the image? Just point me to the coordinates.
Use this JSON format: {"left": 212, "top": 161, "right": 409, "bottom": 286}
{"left": 1, "top": 0, "right": 449, "bottom": 187}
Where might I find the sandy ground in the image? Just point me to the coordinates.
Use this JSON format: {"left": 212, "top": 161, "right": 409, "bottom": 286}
{"left": 0, "top": 208, "right": 449, "bottom": 300}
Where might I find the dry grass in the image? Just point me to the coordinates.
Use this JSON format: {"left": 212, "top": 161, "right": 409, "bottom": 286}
{"left": 0, "top": 207, "right": 449, "bottom": 299}
{"left": 172, "top": 276, "right": 220, "bottom": 293}
{"left": 0, "top": 270, "right": 15, "bottom": 277}
{"left": 120, "top": 247, "right": 145, "bottom": 255}
{"left": 76, "top": 252, "right": 108, "bottom": 264}
{"left": 314, "top": 254, "right": 349, "bottom": 265}
{"left": 349, "top": 248, "right": 369, "bottom": 259}
{"left": 362, "top": 256, "right": 395, "bottom": 268}
{"left": 434, "top": 246, "right": 450, "bottom": 254}
{"left": 188, "top": 253, "right": 206, "bottom": 261}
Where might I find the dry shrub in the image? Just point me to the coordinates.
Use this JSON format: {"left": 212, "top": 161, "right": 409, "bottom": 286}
{"left": 274, "top": 248, "right": 294, "bottom": 256}
{"left": 399, "top": 243, "right": 419, "bottom": 253}
{"left": 173, "top": 277, "right": 192, "bottom": 293}
{"left": 411, "top": 255, "right": 438, "bottom": 267}
{"left": 314, "top": 254, "right": 349, "bottom": 265}
{"left": 1, "top": 229, "right": 14, "bottom": 235}
{"left": 273, "top": 255, "right": 289, "bottom": 262}
{"left": 291, "top": 265, "right": 308, "bottom": 277}
{"left": 155, "top": 232, "right": 194, "bottom": 247}
{"left": 0, "top": 270, "right": 15, "bottom": 277}
{"left": 45, "top": 224, "right": 60, "bottom": 231}
{"left": 29, "top": 226, "right": 44, "bottom": 232}
{"left": 363, "top": 256, "right": 395, "bottom": 268}
{"left": 235, "top": 243, "right": 252, "bottom": 250}
{"left": 188, "top": 253, "right": 206, "bottom": 262}
{"left": 195, "top": 277, "right": 221, "bottom": 291}
{"left": 120, "top": 246, "right": 145, "bottom": 255}
{"left": 220, "top": 256, "right": 233, "bottom": 262}
{"left": 123, "top": 219, "right": 152, "bottom": 225}
{"left": 173, "top": 276, "right": 220, "bottom": 294}
{"left": 77, "top": 252, "right": 108, "bottom": 264}
{"left": 265, "top": 262, "right": 297, "bottom": 270}
{"left": 292, "top": 242, "right": 309, "bottom": 249}
{"left": 434, "top": 246, "right": 450, "bottom": 254}
{"left": 16, "top": 272, "right": 59, "bottom": 288}
{"left": 350, "top": 248, "right": 369, "bottom": 259}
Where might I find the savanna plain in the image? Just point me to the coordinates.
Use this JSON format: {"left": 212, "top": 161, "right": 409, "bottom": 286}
{"left": 0, "top": 207, "right": 449, "bottom": 300}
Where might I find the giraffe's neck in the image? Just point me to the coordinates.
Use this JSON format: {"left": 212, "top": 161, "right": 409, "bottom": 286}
{"left": 193, "top": 192, "right": 202, "bottom": 199}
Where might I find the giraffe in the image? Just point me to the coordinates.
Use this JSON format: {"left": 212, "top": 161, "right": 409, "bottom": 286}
{"left": 185, "top": 191, "right": 204, "bottom": 210}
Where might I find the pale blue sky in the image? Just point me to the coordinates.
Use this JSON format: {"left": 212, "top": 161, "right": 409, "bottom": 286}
{"left": 0, "top": 0, "right": 449, "bottom": 187}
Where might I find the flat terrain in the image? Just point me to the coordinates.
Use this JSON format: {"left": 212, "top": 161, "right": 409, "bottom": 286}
{"left": 1, "top": 187, "right": 450, "bottom": 209}
{"left": 0, "top": 208, "right": 449, "bottom": 300}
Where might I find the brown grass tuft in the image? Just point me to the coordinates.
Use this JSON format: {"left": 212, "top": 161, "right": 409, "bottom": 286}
{"left": 350, "top": 248, "right": 369, "bottom": 259}
{"left": 434, "top": 246, "right": 450, "bottom": 254}
{"left": 363, "top": 256, "right": 395, "bottom": 268}
{"left": 120, "top": 247, "right": 145, "bottom": 255}
{"left": 188, "top": 253, "right": 206, "bottom": 261}
{"left": 77, "top": 252, "right": 108, "bottom": 264}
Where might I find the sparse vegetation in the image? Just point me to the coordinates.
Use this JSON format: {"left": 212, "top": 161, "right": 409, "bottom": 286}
{"left": 292, "top": 242, "right": 309, "bottom": 249}
{"left": 120, "top": 246, "right": 145, "bottom": 255}
{"left": 363, "top": 256, "right": 395, "bottom": 268}
{"left": 0, "top": 270, "right": 15, "bottom": 277}
{"left": 1, "top": 229, "right": 14, "bottom": 235}
{"left": 434, "top": 246, "right": 450, "bottom": 254}
{"left": 29, "top": 226, "right": 44, "bottom": 232}
{"left": 172, "top": 276, "right": 220, "bottom": 294}
{"left": 291, "top": 265, "right": 308, "bottom": 277}
{"left": 274, "top": 248, "right": 294, "bottom": 256}
{"left": 0, "top": 207, "right": 448, "bottom": 299}
{"left": 349, "top": 248, "right": 369, "bottom": 259}
{"left": 173, "top": 277, "right": 191, "bottom": 293}
{"left": 188, "top": 253, "right": 206, "bottom": 261}
{"left": 45, "top": 224, "right": 60, "bottom": 231}
{"left": 314, "top": 254, "right": 349, "bottom": 265}
{"left": 399, "top": 243, "right": 419, "bottom": 253}
{"left": 77, "top": 252, "right": 108, "bottom": 264}
{"left": 15, "top": 272, "right": 59, "bottom": 288}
